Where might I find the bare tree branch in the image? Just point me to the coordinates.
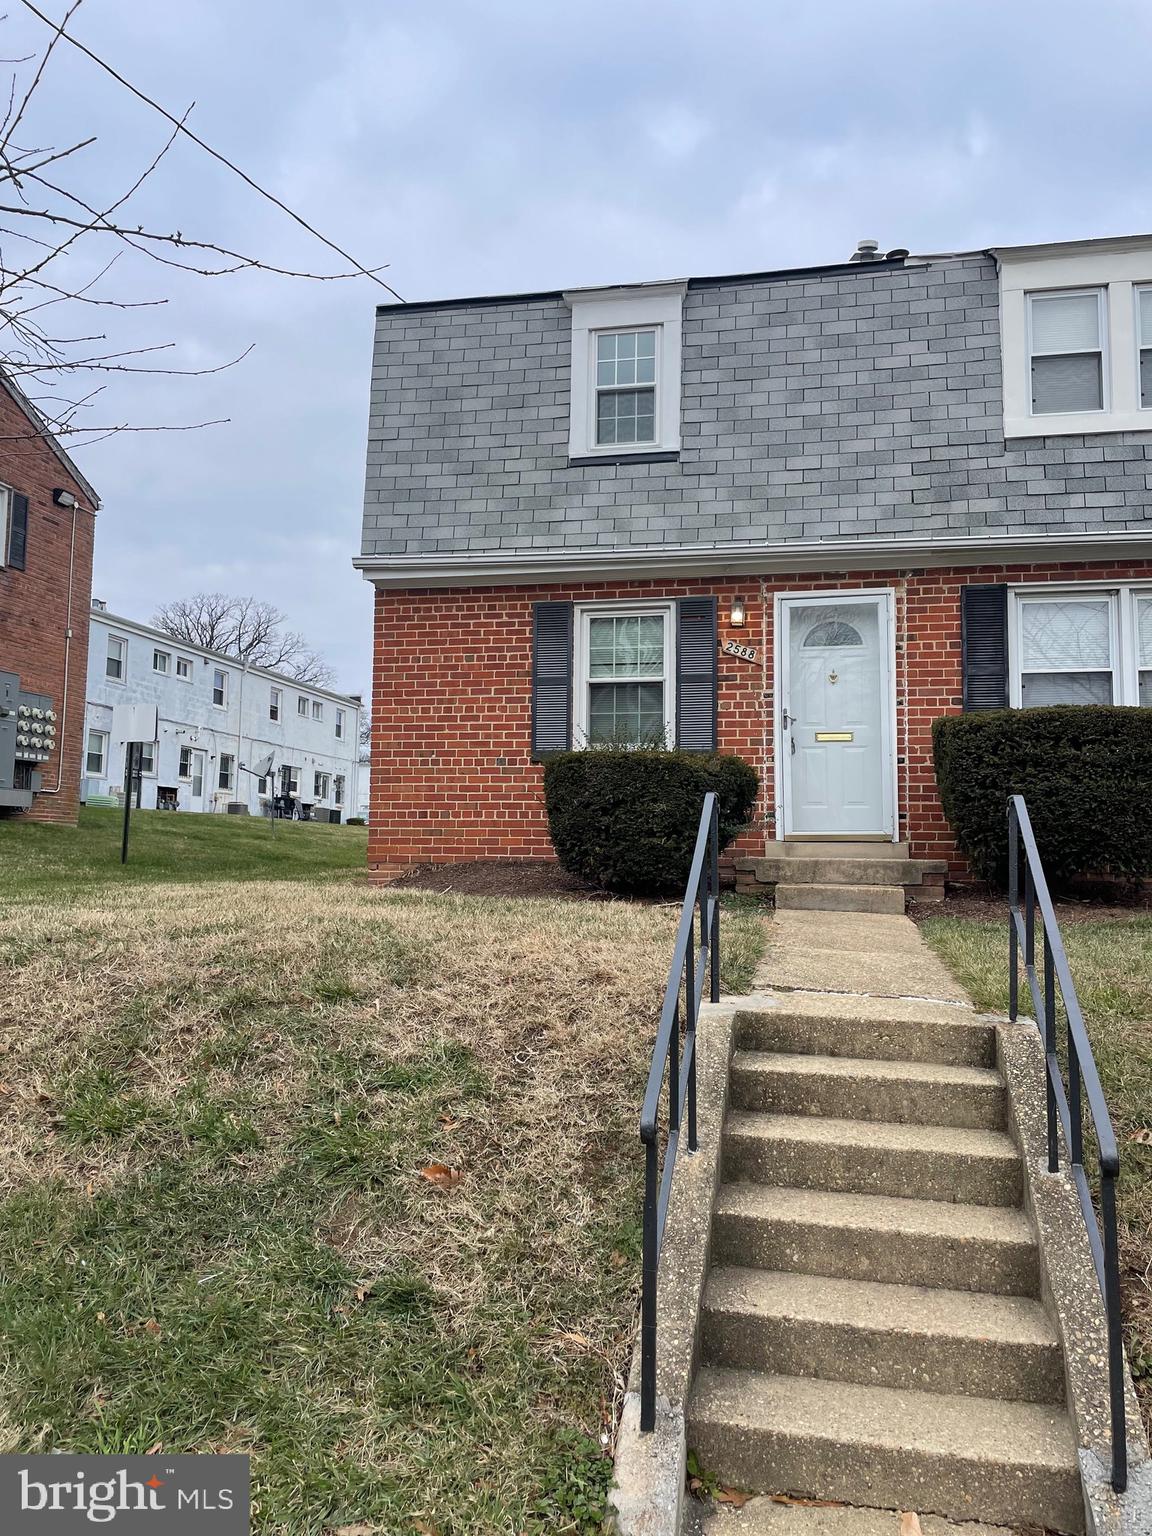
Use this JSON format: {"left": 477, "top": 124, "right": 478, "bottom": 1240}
{"left": 153, "top": 593, "right": 336, "bottom": 687}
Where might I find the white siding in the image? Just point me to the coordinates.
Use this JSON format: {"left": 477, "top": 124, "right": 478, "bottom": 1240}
{"left": 83, "top": 611, "right": 362, "bottom": 818}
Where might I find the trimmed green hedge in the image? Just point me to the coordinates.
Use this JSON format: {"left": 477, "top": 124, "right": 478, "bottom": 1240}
{"left": 932, "top": 707, "right": 1152, "bottom": 885}
{"left": 542, "top": 749, "right": 759, "bottom": 895}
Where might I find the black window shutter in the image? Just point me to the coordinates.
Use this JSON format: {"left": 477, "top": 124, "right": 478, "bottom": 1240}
{"left": 531, "top": 601, "right": 573, "bottom": 757}
{"left": 7, "top": 492, "right": 28, "bottom": 570}
{"left": 961, "top": 584, "right": 1009, "bottom": 711}
{"left": 676, "top": 596, "right": 718, "bottom": 751}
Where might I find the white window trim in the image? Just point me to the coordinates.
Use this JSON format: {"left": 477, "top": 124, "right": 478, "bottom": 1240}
{"left": 270, "top": 687, "right": 282, "bottom": 720}
{"left": 137, "top": 742, "right": 157, "bottom": 776}
{"left": 153, "top": 649, "right": 170, "bottom": 674}
{"left": 297, "top": 695, "right": 308, "bottom": 717}
{"left": 219, "top": 753, "right": 235, "bottom": 791}
{"left": 563, "top": 283, "right": 685, "bottom": 459}
{"left": 335, "top": 708, "right": 345, "bottom": 739}
{"left": 178, "top": 746, "right": 193, "bottom": 780}
{"left": 312, "top": 700, "right": 324, "bottom": 721}
{"left": 211, "top": 668, "right": 228, "bottom": 709}
{"left": 0, "top": 483, "right": 11, "bottom": 566}
{"left": 1136, "top": 284, "right": 1152, "bottom": 410}
{"left": 86, "top": 728, "right": 109, "bottom": 777}
{"left": 572, "top": 599, "right": 675, "bottom": 748}
{"left": 998, "top": 243, "right": 1152, "bottom": 436}
{"left": 1025, "top": 287, "right": 1108, "bottom": 418}
{"left": 175, "top": 656, "right": 193, "bottom": 682}
{"left": 106, "top": 634, "right": 127, "bottom": 686}
{"left": 1008, "top": 582, "right": 1152, "bottom": 707}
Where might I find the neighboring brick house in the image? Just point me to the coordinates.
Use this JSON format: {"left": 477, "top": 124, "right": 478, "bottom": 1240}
{"left": 355, "top": 234, "right": 1152, "bottom": 885}
{"left": 0, "top": 373, "right": 99, "bottom": 825}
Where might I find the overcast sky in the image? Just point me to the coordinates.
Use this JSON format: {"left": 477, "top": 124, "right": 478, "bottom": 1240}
{"left": 8, "top": 0, "right": 1152, "bottom": 695}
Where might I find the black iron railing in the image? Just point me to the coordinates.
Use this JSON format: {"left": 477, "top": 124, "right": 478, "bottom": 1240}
{"left": 638, "top": 792, "right": 721, "bottom": 1432}
{"left": 1008, "top": 794, "right": 1127, "bottom": 1492}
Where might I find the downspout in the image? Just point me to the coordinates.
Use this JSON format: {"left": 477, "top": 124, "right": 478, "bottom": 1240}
{"left": 40, "top": 497, "right": 80, "bottom": 795}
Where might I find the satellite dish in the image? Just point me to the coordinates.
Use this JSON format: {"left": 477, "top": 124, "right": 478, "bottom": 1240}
{"left": 252, "top": 752, "right": 274, "bottom": 778}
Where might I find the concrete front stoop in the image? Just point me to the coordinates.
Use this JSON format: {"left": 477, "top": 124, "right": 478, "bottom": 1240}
{"left": 734, "top": 843, "right": 948, "bottom": 915}
{"left": 609, "top": 909, "right": 1151, "bottom": 1536}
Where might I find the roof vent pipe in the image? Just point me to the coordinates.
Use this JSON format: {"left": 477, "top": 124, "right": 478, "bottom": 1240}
{"left": 850, "top": 238, "right": 881, "bottom": 263}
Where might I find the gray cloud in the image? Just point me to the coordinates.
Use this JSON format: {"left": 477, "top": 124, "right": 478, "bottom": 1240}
{"left": 8, "top": 0, "right": 1150, "bottom": 694}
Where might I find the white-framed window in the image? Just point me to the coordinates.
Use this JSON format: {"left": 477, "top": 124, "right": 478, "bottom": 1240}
{"left": 564, "top": 282, "right": 685, "bottom": 459}
{"left": 270, "top": 687, "right": 282, "bottom": 721}
{"left": 1010, "top": 584, "right": 1152, "bottom": 707}
{"left": 138, "top": 741, "right": 156, "bottom": 775}
{"left": 1027, "top": 289, "right": 1105, "bottom": 416}
{"left": 179, "top": 746, "right": 192, "bottom": 779}
{"left": 314, "top": 770, "right": 330, "bottom": 800}
{"left": 85, "top": 729, "right": 108, "bottom": 776}
{"left": 152, "top": 649, "right": 170, "bottom": 675}
{"left": 335, "top": 708, "right": 345, "bottom": 740}
{"left": 594, "top": 329, "right": 657, "bottom": 446}
{"left": 106, "top": 635, "right": 126, "bottom": 683}
{"left": 279, "top": 763, "right": 299, "bottom": 796}
{"left": 257, "top": 774, "right": 269, "bottom": 795}
{"left": 1014, "top": 591, "right": 1117, "bottom": 706}
{"left": 219, "top": 753, "right": 234, "bottom": 791}
{"left": 334, "top": 774, "right": 345, "bottom": 807}
{"left": 1138, "top": 286, "right": 1152, "bottom": 409}
{"left": 297, "top": 695, "right": 308, "bottom": 717}
{"left": 573, "top": 601, "right": 675, "bottom": 747}
{"left": 0, "top": 483, "right": 11, "bottom": 565}
{"left": 212, "top": 668, "right": 228, "bottom": 708}
{"left": 998, "top": 241, "right": 1152, "bottom": 436}
{"left": 176, "top": 656, "right": 193, "bottom": 681}
{"left": 311, "top": 700, "right": 323, "bottom": 722}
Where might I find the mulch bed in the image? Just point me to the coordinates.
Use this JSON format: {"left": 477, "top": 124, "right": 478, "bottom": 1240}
{"left": 387, "top": 859, "right": 619, "bottom": 900}
{"left": 909, "top": 889, "right": 1152, "bottom": 924}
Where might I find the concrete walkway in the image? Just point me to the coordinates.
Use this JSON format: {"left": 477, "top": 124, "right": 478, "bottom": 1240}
{"left": 753, "top": 909, "right": 971, "bottom": 1006}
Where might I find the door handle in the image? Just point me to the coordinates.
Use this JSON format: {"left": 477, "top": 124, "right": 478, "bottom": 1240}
{"left": 781, "top": 708, "right": 791, "bottom": 730}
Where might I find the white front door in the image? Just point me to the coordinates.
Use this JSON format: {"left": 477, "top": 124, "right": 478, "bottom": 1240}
{"left": 780, "top": 593, "right": 895, "bottom": 837}
{"left": 189, "top": 750, "right": 206, "bottom": 811}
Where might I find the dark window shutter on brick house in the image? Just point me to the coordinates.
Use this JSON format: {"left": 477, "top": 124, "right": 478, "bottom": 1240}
{"left": 7, "top": 492, "right": 28, "bottom": 570}
{"left": 675, "top": 596, "right": 718, "bottom": 751}
{"left": 961, "top": 584, "right": 1009, "bottom": 711}
{"left": 531, "top": 601, "right": 573, "bottom": 757}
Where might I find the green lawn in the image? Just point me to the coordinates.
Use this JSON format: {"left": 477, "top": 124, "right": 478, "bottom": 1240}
{"left": 921, "top": 915, "right": 1152, "bottom": 1434}
{"left": 0, "top": 806, "right": 368, "bottom": 897}
{"left": 0, "top": 811, "right": 765, "bottom": 1534}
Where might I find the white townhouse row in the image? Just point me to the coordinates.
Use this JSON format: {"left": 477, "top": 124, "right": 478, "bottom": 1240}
{"left": 83, "top": 605, "right": 364, "bottom": 819}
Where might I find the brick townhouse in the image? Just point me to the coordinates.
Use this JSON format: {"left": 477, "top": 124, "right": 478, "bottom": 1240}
{"left": 0, "top": 373, "right": 99, "bottom": 825}
{"left": 354, "top": 233, "right": 1152, "bottom": 893}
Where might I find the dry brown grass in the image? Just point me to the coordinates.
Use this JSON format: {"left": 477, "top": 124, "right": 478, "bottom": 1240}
{"left": 0, "top": 880, "right": 762, "bottom": 1533}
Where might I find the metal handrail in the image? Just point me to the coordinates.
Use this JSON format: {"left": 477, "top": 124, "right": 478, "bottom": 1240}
{"left": 638, "top": 792, "right": 720, "bottom": 1432}
{"left": 1008, "top": 794, "right": 1127, "bottom": 1492}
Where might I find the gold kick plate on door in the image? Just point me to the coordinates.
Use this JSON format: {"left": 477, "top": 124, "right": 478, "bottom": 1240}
{"left": 814, "top": 731, "right": 854, "bottom": 742}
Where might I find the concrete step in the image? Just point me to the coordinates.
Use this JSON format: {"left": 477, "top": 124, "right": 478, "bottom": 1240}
{"left": 712, "top": 1184, "right": 1038, "bottom": 1296}
{"left": 723, "top": 1111, "right": 1021, "bottom": 1206}
{"left": 701, "top": 1266, "right": 1064, "bottom": 1403}
{"left": 730, "top": 1051, "right": 1006, "bottom": 1130}
{"left": 752, "top": 858, "right": 942, "bottom": 886}
{"left": 736, "top": 999, "right": 995, "bottom": 1068}
{"left": 685, "top": 1499, "right": 1018, "bottom": 1536}
{"left": 775, "top": 883, "right": 906, "bottom": 915}
{"left": 763, "top": 840, "right": 911, "bottom": 860}
{"left": 687, "top": 1367, "right": 1082, "bottom": 1532}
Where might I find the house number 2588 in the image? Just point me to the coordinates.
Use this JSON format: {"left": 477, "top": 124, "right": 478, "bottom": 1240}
{"left": 723, "top": 639, "right": 759, "bottom": 663}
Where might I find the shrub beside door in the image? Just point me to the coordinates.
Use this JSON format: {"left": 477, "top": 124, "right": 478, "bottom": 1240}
{"left": 542, "top": 748, "right": 759, "bottom": 895}
{"left": 932, "top": 706, "right": 1152, "bottom": 886}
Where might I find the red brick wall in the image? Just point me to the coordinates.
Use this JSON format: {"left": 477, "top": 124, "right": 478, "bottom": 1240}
{"left": 368, "top": 559, "right": 1152, "bottom": 883}
{"left": 0, "top": 388, "right": 96, "bottom": 826}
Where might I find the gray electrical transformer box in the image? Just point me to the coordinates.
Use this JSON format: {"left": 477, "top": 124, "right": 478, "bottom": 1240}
{"left": 0, "top": 669, "right": 58, "bottom": 809}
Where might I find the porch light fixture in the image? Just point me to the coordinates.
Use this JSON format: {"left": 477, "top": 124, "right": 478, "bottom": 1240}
{"left": 729, "top": 597, "right": 747, "bottom": 628}
{"left": 52, "top": 488, "right": 77, "bottom": 508}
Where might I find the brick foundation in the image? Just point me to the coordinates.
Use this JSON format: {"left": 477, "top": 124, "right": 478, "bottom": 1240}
{"left": 367, "top": 558, "right": 1152, "bottom": 883}
{"left": 0, "top": 385, "right": 96, "bottom": 826}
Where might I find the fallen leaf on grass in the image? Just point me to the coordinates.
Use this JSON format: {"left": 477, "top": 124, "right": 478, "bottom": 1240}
{"left": 333, "top": 1525, "right": 386, "bottom": 1536}
{"left": 412, "top": 1522, "right": 441, "bottom": 1536}
{"left": 145, "top": 1441, "right": 163, "bottom": 1456}
{"left": 1128, "top": 1128, "right": 1152, "bottom": 1145}
{"left": 554, "top": 1331, "right": 594, "bottom": 1352}
{"left": 142, "top": 1319, "right": 162, "bottom": 1337}
{"left": 419, "top": 1163, "right": 462, "bottom": 1189}
{"left": 899, "top": 1515, "right": 924, "bottom": 1536}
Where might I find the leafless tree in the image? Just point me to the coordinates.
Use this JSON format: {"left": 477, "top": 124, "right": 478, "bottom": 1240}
{"left": 153, "top": 592, "right": 334, "bottom": 686}
{"left": 0, "top": 0, "right": 400, "bottom": 446}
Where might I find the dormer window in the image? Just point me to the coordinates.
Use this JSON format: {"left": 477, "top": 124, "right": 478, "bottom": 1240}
{"left": 595, "top": 330, "right": 657, "bottom": 446}
{"left": 1028, "top": 290, "right": 1105, "bottom": 415}
{"left": 563, "top": 282, "right": 685, "bottom": 462}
